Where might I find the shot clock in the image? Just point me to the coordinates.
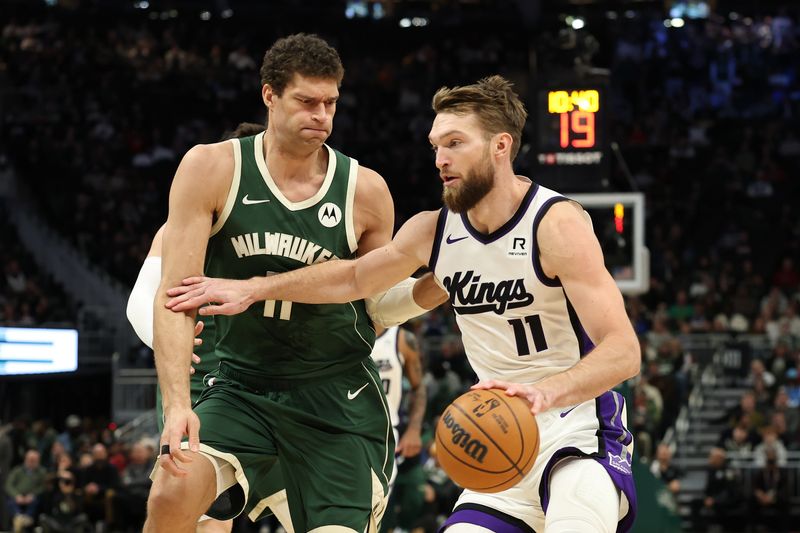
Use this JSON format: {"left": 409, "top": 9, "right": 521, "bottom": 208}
{"left": 533, "top": 79, "right": 609, "bottom": 192}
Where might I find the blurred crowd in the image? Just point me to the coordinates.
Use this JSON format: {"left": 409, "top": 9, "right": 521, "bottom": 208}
{"left": 1, "top": 1, "right": 800, "bottom": 531}
{"left": 0, "top": 415, "right": 155, "bottom": 532}
{"left": 0, "top": 213, "right": 75, "bottom": 327}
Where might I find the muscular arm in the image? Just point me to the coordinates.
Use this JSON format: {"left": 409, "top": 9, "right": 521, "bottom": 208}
{"left": 154, "top": 143, "right": 230, "bottom": 465}
{"left": 396, "top": 328, "right": 426, "bottom": 458}
{"left": 533, "top": 202, "right": 640, "bottom": 407}
{"left": 477, "top": 202, "right": 640, "bottom": 412}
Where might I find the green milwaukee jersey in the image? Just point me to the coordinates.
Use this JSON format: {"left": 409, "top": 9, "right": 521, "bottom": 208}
{"left": 204, "top": 132, "right": 375, "bottom": 381}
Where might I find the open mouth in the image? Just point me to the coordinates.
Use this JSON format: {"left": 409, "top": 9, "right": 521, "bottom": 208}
{"left": 442, "top": 175, "right": 460, "bottom": 186}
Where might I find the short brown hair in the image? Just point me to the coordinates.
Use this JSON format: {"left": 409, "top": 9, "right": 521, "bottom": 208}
{"left": 260, "top": 33, "right": 344, "bottom": 95}
{"left": 432, "top": 75, "right": 527, "bottom": 161}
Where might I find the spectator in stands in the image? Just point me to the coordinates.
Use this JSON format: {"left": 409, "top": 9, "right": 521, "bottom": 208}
{"left": 771, "top": 387, "right": 800, "bottom": 445}
{"left": 746, "top": 359, "right": 776, "bottom": 391}
{"left": 55, "top": 415, "right": 82, "bottom": 456}
{"left": 768, "top": 343, "right": 792, "bottom": 383}
{"left": 111, "top": 440, "right": 154, "bottom": 531}
{"left": 76, "top": 443, "right": 118, "bottom": 528}
{"left": 724, "top": 390, "right": 766, "bottom": 429}
{"left": 749, "top": 447, "right": 790, "bottom": 533}
{"left": 772, "top": 257, "right": 799, "bottom": 291}
{"left": 698, "top": 447, "right": 744, "bottom": 532}
{"left": 717, "top": 417, "right": 759, "bottom": 467}
{"left": 37, "top": 469, "right": 90, "bottom": 533}
{"left": 44, "top": 441, "right": 67, "bottom": 473}
{"left": 4, "top": 449, "right": 46, "bottom": 532}
{"left": 783, "top": 367, "right": 800, "bottom": 407}
{"left": 753, "top": 425, "right": 788, "bottom": 467}
{"left": 25, "top": 421, "right": 56, "bottom": 461}
{"left": 650, "top": 443, "right": 682, "bottom": 510}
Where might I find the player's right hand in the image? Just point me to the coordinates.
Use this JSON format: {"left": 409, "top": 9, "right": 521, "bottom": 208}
{"left": 159, "top": 406, "right": 201, "bottom": 477}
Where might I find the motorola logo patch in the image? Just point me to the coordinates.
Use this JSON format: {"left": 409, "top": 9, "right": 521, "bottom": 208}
{"left": 318, "top": 202, "right": 342, "bottom": 228}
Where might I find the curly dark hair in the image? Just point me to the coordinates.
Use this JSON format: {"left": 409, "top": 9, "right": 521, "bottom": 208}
{"left": 259, "top": 33, "right": 344, "bottom": 95}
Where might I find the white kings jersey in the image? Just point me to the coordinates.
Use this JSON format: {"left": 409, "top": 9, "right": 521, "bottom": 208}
{"left": 429, "top": 183, "right": 595, "bottom": 385}
{"left": 371, "top": 326, "right": 404, "bottom": 429}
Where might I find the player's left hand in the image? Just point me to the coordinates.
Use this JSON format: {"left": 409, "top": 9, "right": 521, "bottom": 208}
{"left": 396, "top": 429, "right": 423, "bottom": 458}
{"left": 471, "top": 379, "right": 554, "bottom": 415}
{"left": 166, "top": 276, "right": 254, "bottom": 315}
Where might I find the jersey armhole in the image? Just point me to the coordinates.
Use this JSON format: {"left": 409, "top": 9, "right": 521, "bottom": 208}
{"left": 531, "top": 196, "right": 571, "bottom": 287}
{"left": 210, "top": 139, "right": 242, "bottom": 237}
{"left": 427, "top": 207, "right": 448, "bottom": 271}
{"left": 345, "top": 157, "right": 358, "bottom": 254}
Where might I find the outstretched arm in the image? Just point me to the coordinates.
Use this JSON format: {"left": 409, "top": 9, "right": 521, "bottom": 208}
{"left": 475, "top": 202, "right": 640, "bottom": 413}
{"left": 166, "top": 211, "right": 440, "bottom": 315}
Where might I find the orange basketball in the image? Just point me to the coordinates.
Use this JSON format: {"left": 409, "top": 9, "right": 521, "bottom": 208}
{"left": 435, "top": 388, "right": 539, "bottom": 493}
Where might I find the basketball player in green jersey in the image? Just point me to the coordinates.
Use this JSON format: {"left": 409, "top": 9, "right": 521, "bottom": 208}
{"left": 146, "top": 34, "right": 445, "bottom": 533}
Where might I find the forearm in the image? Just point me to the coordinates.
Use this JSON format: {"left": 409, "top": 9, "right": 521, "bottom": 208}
{"left": 153, "top": 304, "right": 195, "bottom": 412}
{"left": 412, "top": 273, "right": 448, "bottom": 310}
{"left": 535, "top": 332, "right": 640, "bottom": 408}
{"left": 405, "top": 386, "right": 427, "bottom": 432}
{"left": 251, "top": 249, "right": 411, "bottom": 305}
{"left": 248, "top": 259, "right": 364, "bottom": 304}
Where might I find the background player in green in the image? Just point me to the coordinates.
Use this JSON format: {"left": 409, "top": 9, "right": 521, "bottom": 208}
{"left": 146, "top": 34, "right": 444, "bottom": 533}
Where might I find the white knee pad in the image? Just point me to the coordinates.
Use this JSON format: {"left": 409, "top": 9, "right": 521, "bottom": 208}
{"left": 443, "top": 525, "right": 495, "bottom": 533}
{"left": 544, "top": 458, "right": 620, "bottom": 533}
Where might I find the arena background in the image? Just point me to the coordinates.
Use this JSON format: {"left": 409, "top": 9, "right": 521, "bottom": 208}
{"left": 1, "top": 0, "right": 799, "bottom": 531}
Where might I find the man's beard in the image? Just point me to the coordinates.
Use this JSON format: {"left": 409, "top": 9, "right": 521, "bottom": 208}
{"left": 442, "top": 153, "right": 495, "bottom": 214}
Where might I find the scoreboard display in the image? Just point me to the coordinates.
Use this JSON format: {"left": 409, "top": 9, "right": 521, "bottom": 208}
{"left": 533, "top": 79, "right": 609, "bottom": 192}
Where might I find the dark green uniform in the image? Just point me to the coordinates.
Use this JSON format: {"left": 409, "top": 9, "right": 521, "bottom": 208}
{"left": 192, "top": 133, "right": 393, "bottom": 531}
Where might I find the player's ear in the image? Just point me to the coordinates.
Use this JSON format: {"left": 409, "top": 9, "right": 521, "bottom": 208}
{"left": 493, "top": 132, "right": 513, "bottom": 159}
{"left": 262, "top": 84, "right": 275, "bottom": 109}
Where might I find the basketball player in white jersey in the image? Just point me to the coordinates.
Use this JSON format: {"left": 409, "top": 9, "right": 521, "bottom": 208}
{"left": 371, "top": 325, "right": 427, "bottom": 477}
{"left": 166, "top": 75, "right": 640, "bottom": 533}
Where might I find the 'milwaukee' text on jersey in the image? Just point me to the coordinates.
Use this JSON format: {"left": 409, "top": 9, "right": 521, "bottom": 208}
{"left": 229, "top": 232, "right": 337, "bottom": 264}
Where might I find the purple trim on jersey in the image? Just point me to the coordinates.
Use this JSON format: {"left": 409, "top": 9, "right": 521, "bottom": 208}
{"left": 564, "top": 292, "right": 595, "bottom": 356}
{"left": 441, "top": 507, "right": 533, "bottom": 533}
{"left": 537, "top": 391, "right": 637, "bottom": 533}
{"left": 429, "top": 207, "right": 449, "bottom": 271}
{"left": 530, "top": 196, "right": 570, "bottom": 287}
{"left": 459, "top": 183, "right": 539, "bottom": 244}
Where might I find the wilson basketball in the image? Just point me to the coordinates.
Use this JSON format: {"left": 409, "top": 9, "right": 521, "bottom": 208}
{"left": 435, "top": 388, "right": 539, "bottom": 493}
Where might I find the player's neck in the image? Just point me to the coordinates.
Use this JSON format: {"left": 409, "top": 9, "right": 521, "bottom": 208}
{"left": 466, "top": 174, "right": 532, "bottom": 234}
{"left": 262, "top": 130, "right": 327, "bottom": 184}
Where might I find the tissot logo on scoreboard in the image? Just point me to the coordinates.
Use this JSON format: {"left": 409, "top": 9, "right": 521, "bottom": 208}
{"left": 536, "top": 85, "right": 606, "bottom": 167}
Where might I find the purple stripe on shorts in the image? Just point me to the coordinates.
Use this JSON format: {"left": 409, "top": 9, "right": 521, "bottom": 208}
{"left": 538, "top": 391, "right": 638, "bottom": 533}
{"left": 440, "top": 509, "right": 530, "bottom": 533}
